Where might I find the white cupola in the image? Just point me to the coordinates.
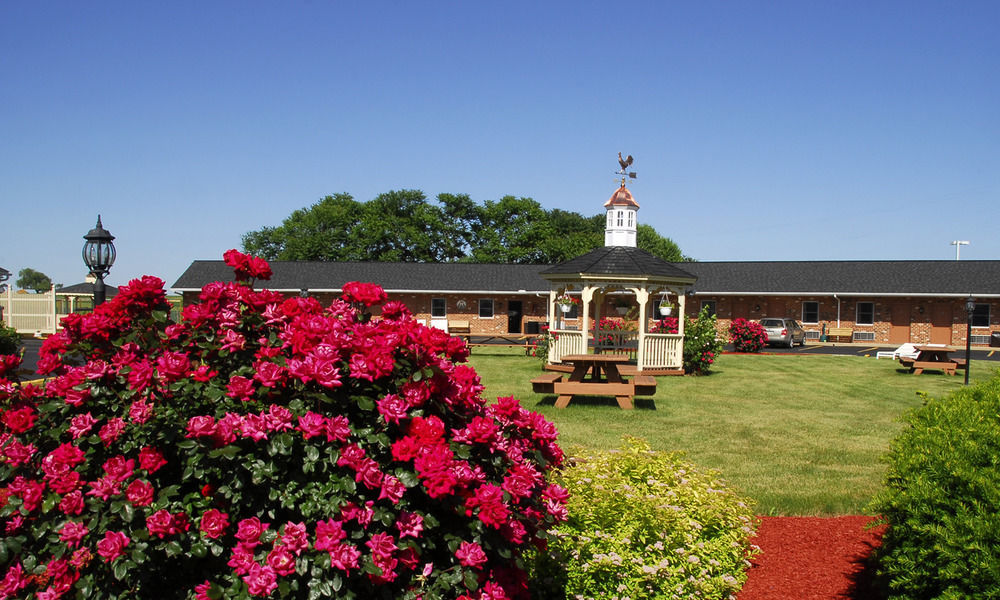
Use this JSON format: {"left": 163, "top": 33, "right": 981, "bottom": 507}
{"left": 604, "top": 178, "right": 639, "bottom": 247}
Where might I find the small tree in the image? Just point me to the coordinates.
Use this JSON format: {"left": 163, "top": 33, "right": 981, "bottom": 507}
{"left": 729, "top": 318, "right": 768, "bottom": 353}
{"left": 16, "top": 268, "right": 53, "bottom": 293}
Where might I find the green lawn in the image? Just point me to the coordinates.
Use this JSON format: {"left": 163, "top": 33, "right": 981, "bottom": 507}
{"left": 466, "top": 347, "right": 1000, "bottom": 516}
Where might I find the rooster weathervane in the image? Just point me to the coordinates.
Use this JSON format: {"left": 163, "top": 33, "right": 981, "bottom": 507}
{"left": 616, "top": 152, "right": 637, "bottom": 181}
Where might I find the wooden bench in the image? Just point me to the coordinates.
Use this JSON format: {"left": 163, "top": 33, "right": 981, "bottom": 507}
{"left": 951, "top": 358, "right": 967, "bottom": 370}
{"left": 530, "top": 372, "right": 563, "bottom": 394}
{"left": 448, "top": 320, "right": 471, "bottom": 339}
{"left": 633, "top": 375, "right": 657, "bottom": 396}
{"left": 910, "top": 360, "right": 956, "bottom": 375}
{"left": 826, "top": 327, "right": 853, "bottom": 343}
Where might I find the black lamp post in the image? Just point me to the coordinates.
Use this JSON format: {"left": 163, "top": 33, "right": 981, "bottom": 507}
{"left": 964, "top": 295, "right": 975, "bottom": 386}
{"left": 82, "top": 215, "right": 116, "bottom": 307}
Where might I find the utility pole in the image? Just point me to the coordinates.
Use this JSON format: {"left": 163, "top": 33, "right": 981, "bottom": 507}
{"left": 951, "top": 240, "right": 969, "bottom": 260}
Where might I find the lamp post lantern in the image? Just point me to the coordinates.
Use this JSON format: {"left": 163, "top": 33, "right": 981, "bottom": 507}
{"left": 82, "top": 215, "right": 116, "bottom": 307}
{"left": 964, "top": 295, "right": 975, "bottom": 386}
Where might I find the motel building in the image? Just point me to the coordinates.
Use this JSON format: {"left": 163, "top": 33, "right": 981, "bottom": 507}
{"left": 173, "top": 181, "right": 1000, "bottom": 366}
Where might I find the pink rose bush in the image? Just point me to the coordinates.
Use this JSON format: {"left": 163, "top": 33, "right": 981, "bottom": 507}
{"left": 0, "top": 250, "right": 566, "bottom": 599}
{"left": 728, "top": 318, "right": 768, "bottom": 353}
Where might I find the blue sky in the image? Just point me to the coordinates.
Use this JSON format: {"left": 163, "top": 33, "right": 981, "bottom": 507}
{"left": 2, "top": 1, "right": 998, "bottom": 290}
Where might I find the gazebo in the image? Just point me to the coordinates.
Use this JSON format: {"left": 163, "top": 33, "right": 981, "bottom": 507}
{"left": 539, "top": 175, "right": 697, "bottom": 374}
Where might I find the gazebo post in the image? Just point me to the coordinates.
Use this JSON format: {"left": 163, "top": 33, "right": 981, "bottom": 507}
{"left": 677, "top": 291, "right": 686, "bottom": 337}
{"left": 581, "top": 286, "right": 595, "bottom": 355}
{"left": 635, "top": 287, "right": 649, "bottom": 371}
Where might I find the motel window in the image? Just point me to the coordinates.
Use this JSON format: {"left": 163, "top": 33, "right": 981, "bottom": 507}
{"left": 972, "top": 303, "right": 990, "bottom": 328}
{"left": 479, "top": 298, "right": 494, "bottom": 318}
{"left": 701, "top": 300, "right": 716, "bottom": 317}
{"left": 802, "top": 301, "right": 819, "bottom": 324}
{"left": 431, "top": 298, "right": 446, "bottom": 318}
{"left": 856, "top": 302, "right": 874, "bottom": 325}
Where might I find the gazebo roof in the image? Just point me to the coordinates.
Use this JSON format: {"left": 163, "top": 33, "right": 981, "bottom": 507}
{"left": 540, "top": 246, "right": 696, "bottom": 282}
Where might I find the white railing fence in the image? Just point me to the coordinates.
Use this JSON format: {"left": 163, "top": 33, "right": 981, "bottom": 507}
{"left": 548, "top": 329, "right": 585, "bottom": 362}
{"left": 642, "top": 333, "right": 682, "bottom": 369}
{"left": 1, "top": 287, "right": 60, "bottom": 335}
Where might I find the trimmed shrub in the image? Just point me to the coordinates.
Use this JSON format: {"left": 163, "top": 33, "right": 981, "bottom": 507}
{"left": 531, "top": 438, "right": 758, "bottom": 599}
{"left": 0, "top": 250, "right": 567, "bottom": 599}
{"left": 0, "top": 323, "right": 19, "bottom": 357}
{"left": 868, "top": 373, "right": 1000, "bottom": 599}
{"left": 683, "top": 307, "right": 724, "bottom": 375}
{"left": 728, "top": 318, "right": 767, "bottom": 353}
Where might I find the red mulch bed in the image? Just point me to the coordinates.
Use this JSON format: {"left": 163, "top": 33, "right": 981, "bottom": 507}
{"left": 737, "top": 516, "right": 886, "bottom": 600}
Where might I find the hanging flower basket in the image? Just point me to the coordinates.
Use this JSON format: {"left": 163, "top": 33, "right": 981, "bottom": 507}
{"left": 659, "top": 304, "right": 673, "bottom": 316}
{"left": 555, "top": 294, "right": 579, "bottom": 313}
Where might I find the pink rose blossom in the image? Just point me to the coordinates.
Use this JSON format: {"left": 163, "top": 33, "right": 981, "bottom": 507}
{"left": 68, "top": 413, "right": 97, "bottom": 439}
{"left": 327, "top": 542, "right": 361, "bottom": 574}
{"left": 235, "top": 517, "right": 268, "bottom": 547}
{"left": 98, "top": 417, "right": 126, "bottom": 446}
{"left": 199, "top": 509, "right": 230, "bottom": 539}
{"left": 395, "top": 511, "right": 424, "bottom": 539}
{"left": 242, "top": 563, "right": 278, "bottom": 597}
{"left": 59, "top": 490, "right": 84, "bottom": 516}
{"left": 138, "top": 446, "right": 167, "bottom": 472}
{"left": 128, "top": 398, "right": 154, "bottom": 424}
{"left": 266, "top": 545, "right": 296, "bottom": 576}
{"left": 455, "top": 541, "right": 488, "bottom": 569}
{"left": 126, "top": 480, "right": 154, "bottom": 507}
{"left": 59, "top": 521, "right": 89, "bottom": 548}
{"left": 96, "top": 530, "right": 130, "bottom": 562}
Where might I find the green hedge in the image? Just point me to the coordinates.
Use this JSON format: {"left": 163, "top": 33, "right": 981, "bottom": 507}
{"left": 531, "top": 438, "right": 758, "bottom": 599}
{"left": 0, "top": 322, "right": 19, "bottom": 356}
{"left": 869, "top": 373, "right": 1000, "bottom": 599}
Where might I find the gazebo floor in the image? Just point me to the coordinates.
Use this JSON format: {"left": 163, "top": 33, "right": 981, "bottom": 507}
{"left": 544, "top": 362, "right": 684, "bottom": 376}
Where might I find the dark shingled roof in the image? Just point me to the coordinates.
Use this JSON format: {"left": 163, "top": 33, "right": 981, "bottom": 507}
{"left": 541, "top": 246, "right": 696, "bottom": 280}
{"left": 173, "top": 261, "right": 552, "bottom": 293}
{"left": 56, "top": 282, "right": 120, "bottom": 297}
{"left": 677, "top": 261, "right": 1000, "bottom": 296}
{"left": 172, "top": 258, "right": 1000, "bottom": 296}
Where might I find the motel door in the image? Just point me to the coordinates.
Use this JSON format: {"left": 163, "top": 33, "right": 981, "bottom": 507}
{"left": 889, "top": 302, "right": 911, "bottom": 344}
{"left": 929, "top": 303, "right": 953, "bottom": 345}
{"left": 731, "top": 301, "right": 749, "bottom": 320}
{"left": 507, "top": 301, "right": 523, "bottom": 334}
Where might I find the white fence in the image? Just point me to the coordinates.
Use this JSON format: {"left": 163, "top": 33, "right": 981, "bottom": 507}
{"left": 0, "top": 287, "right": 61, "bottom": 334}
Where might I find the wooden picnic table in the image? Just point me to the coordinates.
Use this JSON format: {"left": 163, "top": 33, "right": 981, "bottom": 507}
{"left": 901, "top": 345, "right": 958, "bottom": 375}
{"left": 548, "top": 354, "right": 655, "bottom": 410}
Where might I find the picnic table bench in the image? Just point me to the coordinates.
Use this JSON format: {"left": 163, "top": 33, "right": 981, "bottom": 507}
{"left": 531, "top": 354, "right": 656, "bottom": 410}
{"left": 900, "top": 345, "right": 959, "bottom": 375}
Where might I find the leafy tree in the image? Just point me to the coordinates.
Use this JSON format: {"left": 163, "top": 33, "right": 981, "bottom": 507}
{"left": 467, "top": 196, "right": 552, "bottom": 264}
{"left": 242, "top": 193, "right": 363, "bottom": 261}
{"left": 636, "top": 224, "right": 687, "bottom": 263}
{"left": 16, "top": 267, "right": 53, "bottom": 293}
{"left": 242, "top": 190, "right": 690, "bottom": 265}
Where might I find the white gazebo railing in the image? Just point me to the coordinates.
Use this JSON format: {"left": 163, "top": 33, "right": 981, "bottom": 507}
{"left": 642, "top": 333, "right": 682, "bottom": 369}
{"left": 547, "top": 329, "right": 586, "bottom": 362}
{"left": 594, "top": 328, "right": 638, "bottom": 355}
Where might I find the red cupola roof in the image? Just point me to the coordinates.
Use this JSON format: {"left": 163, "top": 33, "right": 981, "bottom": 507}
{"left": 603, "top": 180, "right": 639, "bottom": 209}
